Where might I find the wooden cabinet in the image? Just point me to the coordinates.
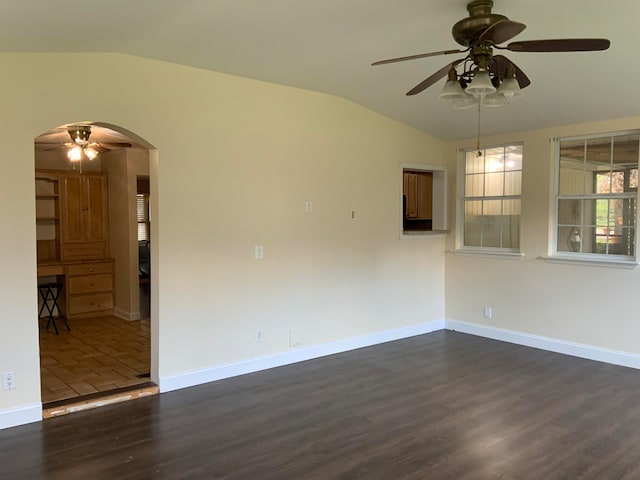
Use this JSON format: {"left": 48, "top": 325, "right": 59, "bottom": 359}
{"left": 36, "top": 170, "right": 115, "bottom": 319}
{"left": 403, "top": 171, "right": 433, "bottom": 220}
{"left": 66, "top": 260, "right": 115, "bottom": 318}
{"left": 60, "top": 173, "right": 109, "bottom": 260}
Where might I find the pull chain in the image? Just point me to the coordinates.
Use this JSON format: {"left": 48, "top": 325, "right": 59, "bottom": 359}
{"left": 476, "top": 99, "right": 482, "bottom": 157}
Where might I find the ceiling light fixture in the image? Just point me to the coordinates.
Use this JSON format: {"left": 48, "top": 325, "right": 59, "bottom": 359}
{"left": 438, "top": 60, "right": 521, "bottom": 108}
{"left": 66, "top": 125, "right": 100, "bottom": 172}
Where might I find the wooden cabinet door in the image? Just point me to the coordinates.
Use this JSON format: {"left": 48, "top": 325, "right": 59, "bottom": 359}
{"left": 418, "top": 172, "right": 433, "bottom": 220}
{"left": 83, "top": 175, "right": 108, "bottom": 242}
{"left": 60, "top": 173, "right": 109, "bottom": 260}
{"left": 404, "top": 173, "right": 419, "bottom": 218}
{"left": 61, "top": 174, "right": 84, "bottom": 243}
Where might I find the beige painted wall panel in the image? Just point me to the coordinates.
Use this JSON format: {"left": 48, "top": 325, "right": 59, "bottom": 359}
{"left": 0, "top": 53, "right": 447, "bottom": 413}
{"left": 102, "top": 150, "right": 131, "bottom": 313}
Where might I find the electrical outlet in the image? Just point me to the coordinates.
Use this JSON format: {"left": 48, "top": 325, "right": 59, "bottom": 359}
{"left": 305, "top": 201, "right": 313, "bottom": 213}
{"left": 254, "top": 245, "right": 264, "bottom": 260}
{"left": 256, "top": 329, "right": 263, "bottom": 342}
{"left": 484, "top": 306, "right": 493, "bottom": 319}
{"left": 350, "top": 210, "right": 356, "bottom": 220}
{"left": 2, "top": 371, "right": 15, "bottom": 390}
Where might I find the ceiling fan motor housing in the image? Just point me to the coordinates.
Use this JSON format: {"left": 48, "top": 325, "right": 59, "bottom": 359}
{"left": 452, "top": 0, "right": 507, "bottom": 46}
{"left": 68, "top": 125, "right": 92, "bottom": 145}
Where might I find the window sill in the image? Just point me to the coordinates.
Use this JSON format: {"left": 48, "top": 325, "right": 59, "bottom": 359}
{"left": 539, "top": 255, "right": 639, "bottom": 269}
{"left": 401, "top": 230, "right": 448, "bottom": 239}
{"left": 448, "top": 249, "right": 524, "bottom": 260}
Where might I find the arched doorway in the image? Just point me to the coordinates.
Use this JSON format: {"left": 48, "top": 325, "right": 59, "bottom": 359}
{"left": 34, "top": 122, "right": 158, "bottom": 415}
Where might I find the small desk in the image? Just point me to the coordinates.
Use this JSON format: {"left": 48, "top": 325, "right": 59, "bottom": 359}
{"left": 37, "top": 259, "right": 115, "bottom": 319}
{"left": 38, "top": 263, "right": 65, "bottom": 277}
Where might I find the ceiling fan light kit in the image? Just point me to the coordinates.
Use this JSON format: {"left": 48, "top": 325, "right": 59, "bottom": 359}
{"left": 65, "top": 125, "right": 101, "bottom": 171}
{"left": 440, "top": 61, "right": 520, "bottom": 108}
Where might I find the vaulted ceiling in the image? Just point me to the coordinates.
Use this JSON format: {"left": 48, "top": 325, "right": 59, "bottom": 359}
{"left": 4, "top": 0, "right": 638, "bottom": 140}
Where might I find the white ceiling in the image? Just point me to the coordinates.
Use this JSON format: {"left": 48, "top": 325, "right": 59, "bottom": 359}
{"left": 5, "top": 0, "right": 638, "bottom": 140}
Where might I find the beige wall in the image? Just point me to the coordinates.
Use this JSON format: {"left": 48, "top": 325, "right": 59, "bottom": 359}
{"left": 445, "top": 116, "right": 640, "bottom": 353}
{"left": 102, "top": 150, "right": 130, "bottom": 314}
{"left": 0, "top": 53, "right": 448, "bottom": 415}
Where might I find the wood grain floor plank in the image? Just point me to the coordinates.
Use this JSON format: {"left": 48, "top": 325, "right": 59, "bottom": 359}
{"left": 4, "top": 331, "right": 640, "bottom": 478}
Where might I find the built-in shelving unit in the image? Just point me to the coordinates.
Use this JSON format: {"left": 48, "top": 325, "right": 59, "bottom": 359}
{"left": 36, "top": 169, "right": 114, "bottom": 319}
{"left": 35, "top": 173, "right": 61, "bottom": 263}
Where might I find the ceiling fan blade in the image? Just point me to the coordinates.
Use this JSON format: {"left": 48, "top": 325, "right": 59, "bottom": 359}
{"left": 35, "top": 144, "right": 63, "bottom": 151}
{"left": 493, "top": 55, "right": 531, "bottom": 88}
{"left": 36, "top": 140, "right": 132, "bottom": 149}
{"left": 99, "top": 142, "right": 134, "bottom": 148}
{"left": 479, "top": 20, "right": 526, "bottom": 45}
{"left": 372, "top": 49, "right": 466, "bottom": 66}
{"left": 506, "top": 38, "right": 610, "bottom": 52}
{"left": 406, "top": 59, "right": 464, "bottom": 96}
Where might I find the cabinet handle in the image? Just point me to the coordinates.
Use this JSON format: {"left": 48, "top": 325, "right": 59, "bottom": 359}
{"left": 89, "top": 268, "right": 94, "bottom": 272}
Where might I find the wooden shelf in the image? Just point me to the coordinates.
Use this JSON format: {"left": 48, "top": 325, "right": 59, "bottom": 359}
{"left": 36, "top": 171, "right": 62, "bottom": 264}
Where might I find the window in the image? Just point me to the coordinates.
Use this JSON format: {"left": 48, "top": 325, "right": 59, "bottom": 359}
{"left": 401, "top": 164, "right": 447, "bottom": 235}
{"left": 137, "top": 176, "right": 150, "bottom": 242}
{"left": 460, "top": 144, "right": 522, "bottom": 251}
{"left": 137, "top": 194, "right": 150, "bottom": 241}
{"left": 555, "top": 131, "right": 638, "bottom": 259}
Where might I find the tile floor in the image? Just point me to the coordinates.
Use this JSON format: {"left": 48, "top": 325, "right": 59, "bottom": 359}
{"left": 39, "top": 314, "right": 151, "bottom": 404}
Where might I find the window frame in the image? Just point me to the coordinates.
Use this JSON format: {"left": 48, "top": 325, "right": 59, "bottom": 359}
{"left": 456, "top": 142, "right": 523, "bottom": 255}
{"left": 551, "top": 130, "right": 640, "bottom": 266}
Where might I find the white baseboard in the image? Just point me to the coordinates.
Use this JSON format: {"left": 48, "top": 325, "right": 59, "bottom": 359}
{"left": 160, "top": 319, "right": 445, "bottom": 393}
{"left": 445, "top": 319, "right": 640, "bottom": 370}
{"left": 113, "top": 308, "right": 141, "bottom": 321}
{"left": 0, "top": 403, "right": 42, "bottom": 430}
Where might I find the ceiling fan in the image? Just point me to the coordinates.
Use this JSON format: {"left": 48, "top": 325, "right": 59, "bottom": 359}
{"left": 36, "top": 124, "right": 134, "bottom": 172}
{"left": 372, "top": 0, "right": 610, "bottom": 102}
{"left": 36, "top": 124, "right": 133, "bottom": 155}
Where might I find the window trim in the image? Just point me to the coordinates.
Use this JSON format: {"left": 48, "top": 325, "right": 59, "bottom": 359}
{"left": 550, "top": 130, "right": 640, "bottom": 266}
{"left": 400, "top": 163, "right": 448, "bottom": 239}
{"left": 456, "top": 142, "right": 523, "bottom": 254}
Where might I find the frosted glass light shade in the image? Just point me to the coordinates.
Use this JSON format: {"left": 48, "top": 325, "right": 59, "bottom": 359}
{"left": 482, "top": 92, "right": 509, "bottom": 107}
{"left": 67, "top": 145, "right": 82, "bottom": 161}
{"left": 465, "top": 71, "right": 496, "bottom": 98}
{"left": 439, "top": 79, "right": 466, "bottom": 101}
{"left": 452, "top": 94, "right": 477, "bottom": 110}
{"left": 497, "top": 77, "right": 522, "bottom": 98}
{"left": 84, "top": 147, "right": 98, "bottom": 160}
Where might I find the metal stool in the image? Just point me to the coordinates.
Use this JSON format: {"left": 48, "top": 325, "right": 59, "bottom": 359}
{"left": 38, "top": 283, "right": 70, "bottom": 335}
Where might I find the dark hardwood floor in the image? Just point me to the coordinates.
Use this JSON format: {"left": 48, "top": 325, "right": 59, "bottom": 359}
{"left": 3, "top": 330, "right": 640, "bottom": 479}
